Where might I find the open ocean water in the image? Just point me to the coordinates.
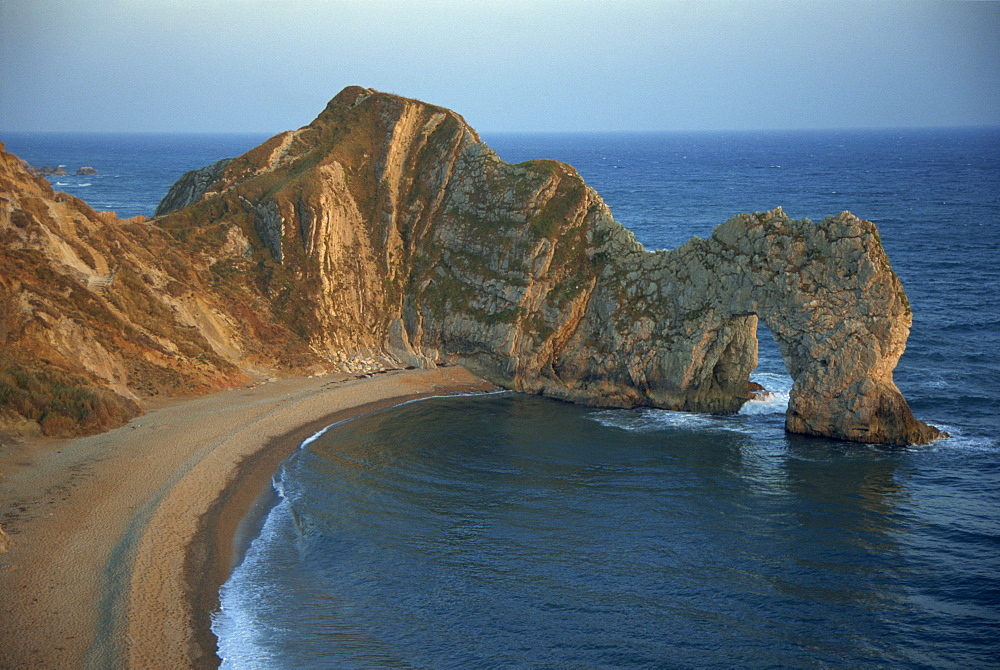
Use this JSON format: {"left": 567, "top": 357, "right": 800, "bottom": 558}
{"left": 3, "top": 128, "right": 998, "bottom": 667}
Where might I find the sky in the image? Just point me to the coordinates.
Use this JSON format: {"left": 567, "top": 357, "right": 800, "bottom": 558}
{"left": 1, "top": 0, "right": 998, "bottom": 133}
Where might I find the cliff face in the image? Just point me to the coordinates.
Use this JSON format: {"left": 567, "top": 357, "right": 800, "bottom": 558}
{"left": 154, "top": 158, "right": 232, "bottom": 217}
{"left": 0, "top": 143, "right": 323, "bottom": 438}
{"left": 0, "top": 86, "right": 941, "bottom": 445}
{"left": 154, "top": 86, "right": 940, "bottom": 445}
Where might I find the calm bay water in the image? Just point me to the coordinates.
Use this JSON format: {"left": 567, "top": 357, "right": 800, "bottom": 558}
{"left": 218, "top": 393, "right": 998, "bottom": 668}
{"left": 3, "top": 127, "right": 998, "bottom": 667}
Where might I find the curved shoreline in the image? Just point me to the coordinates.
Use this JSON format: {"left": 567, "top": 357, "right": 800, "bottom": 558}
{"left": 0, "top": 366, "right": 492, "bottom": 669}
{"left": 182, "top": 390, "right": 494, "bottom": 667}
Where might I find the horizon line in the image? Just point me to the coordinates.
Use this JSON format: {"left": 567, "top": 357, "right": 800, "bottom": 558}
{"left": 3, "top": 123, "right": 999, "bottom": 137}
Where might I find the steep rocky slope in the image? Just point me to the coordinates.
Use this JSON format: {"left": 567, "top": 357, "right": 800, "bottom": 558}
{"left": 154, "top": 158, "right": 232, "bottom": 216}
{"left": 154, "top": 86, "right": 940, "bottom": 445}
{"left": 1, "top": 86, "right": 941, "bottom": 445}
{"left": 0, "top": 145, "right": 324, "bottom": 438}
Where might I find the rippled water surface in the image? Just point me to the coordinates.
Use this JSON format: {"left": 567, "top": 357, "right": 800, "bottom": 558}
{"left": 215, "top": 393, "right": 999, "bottom": 668}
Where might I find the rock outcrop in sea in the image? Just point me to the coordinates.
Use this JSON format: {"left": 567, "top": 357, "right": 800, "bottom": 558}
{"left": 154, "top": 158, "right": 231, "bottom": 216}
{"left": 0, "top": 87, "right": 942, "bottom": 445}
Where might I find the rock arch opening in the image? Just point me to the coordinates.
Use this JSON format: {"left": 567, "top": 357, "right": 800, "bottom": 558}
{"left": 741, "top": 318, "right": 794, "bottom": 416}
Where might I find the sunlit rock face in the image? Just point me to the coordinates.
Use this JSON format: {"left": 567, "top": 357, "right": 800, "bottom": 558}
{"left": 615, "top": 208, "right": 944, "bottom": 446}
{"left": 154, "top": 86, "right": 939, "bottom": 445}
{"left": 0, "top": 86, "right": 938, "bottom": 444}
{"left": 0, "top": 144, "right": 252, "bottom": 437}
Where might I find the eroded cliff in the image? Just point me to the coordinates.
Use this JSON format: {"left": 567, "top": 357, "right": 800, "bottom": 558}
{"left": 154, "top": 86, "right": 940, "bottom": 445}
{"left": 0, "top": 144, "right": 324, "bottom": 438}
{"left": 0, "top": 86, "right": 942, "bottom": 445}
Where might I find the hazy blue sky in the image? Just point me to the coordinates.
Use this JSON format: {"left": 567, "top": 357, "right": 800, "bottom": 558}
{"left": 1, "top": 0, "right": 998, "bottom": 133}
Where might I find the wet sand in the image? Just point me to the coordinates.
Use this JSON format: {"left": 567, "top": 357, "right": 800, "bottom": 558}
{"left": 0, "top": 366, "right": 493, "bottom": 669}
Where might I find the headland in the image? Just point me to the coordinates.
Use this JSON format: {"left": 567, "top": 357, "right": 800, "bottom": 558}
{"left": 0, "top": 86, "right": 942, "bottom": 448}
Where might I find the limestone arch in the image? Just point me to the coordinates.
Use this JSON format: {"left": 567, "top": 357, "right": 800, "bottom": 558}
{"left": 679, "top": 209, "right": 942, "bottom": 445}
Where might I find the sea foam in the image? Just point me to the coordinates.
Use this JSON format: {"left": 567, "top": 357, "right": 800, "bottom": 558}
{"left": 739, "top": 372, "right": 793, "bottom": 416}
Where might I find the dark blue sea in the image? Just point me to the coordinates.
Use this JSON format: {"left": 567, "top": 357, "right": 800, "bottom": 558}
{"left": 3, "top": 128, "right": 998, "bottom": 668}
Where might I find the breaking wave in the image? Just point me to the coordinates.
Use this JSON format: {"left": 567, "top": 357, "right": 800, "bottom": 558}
{"left": 591, "top": 407, "right": 742, "bottom": 433}
{"left": 739, "top": 372, "right": 793, "bottom": 416}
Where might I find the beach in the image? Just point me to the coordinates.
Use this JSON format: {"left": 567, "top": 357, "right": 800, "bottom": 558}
{"left": 0, "top": 366, "right": 493, "bottom": 669}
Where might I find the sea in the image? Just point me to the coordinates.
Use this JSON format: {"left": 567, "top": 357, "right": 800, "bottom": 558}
{"left": 3, "top": 127, "right": 998, "bottom": 668}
